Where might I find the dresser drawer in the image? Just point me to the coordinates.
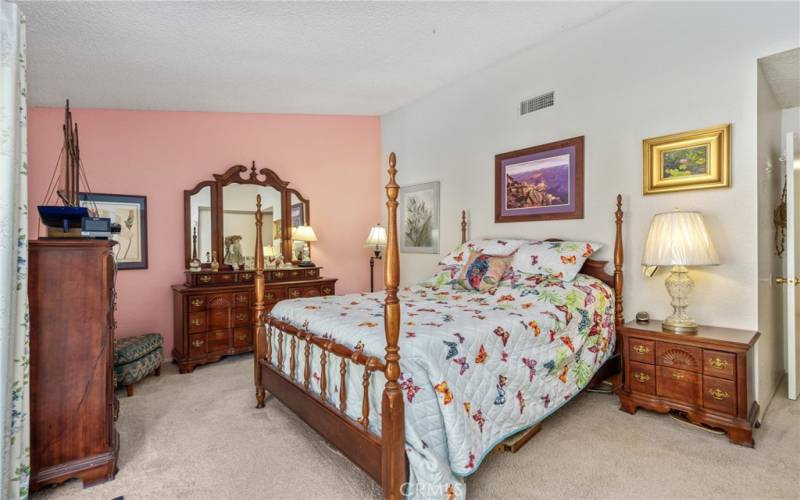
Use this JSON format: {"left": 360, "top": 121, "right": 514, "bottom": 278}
{"left": 233, "top": 327, "right": 252, "bottom": 348}
{"left": 233, "top": 307, "right": 250, "bottom": 326}
{"left": 628, "top": 338, "right": 655, "bottom": 364}
{"left": 629, "top": 361, "right": 656, "bottom": 395}
{"left": 703, "top": 375, "right": 736, "bottom": 415}
{"left": 288, "top": 285, "right": 321, "bottom": 299}
{"left": 703, "top": 350, "right": 736, "bottom": 380}
{"left": 206, "top": 330, "right": 230, "bottom": 352}
{"left": 189, "top": 312, "right": 207, "bottom": 333}
{"left": 189, "top": 295, "right": 206, "bottom": 311}
{"left": 657, "top": 366, "right": 701, "bottom": 405}
{"left": 288, "top": 269, "right": 304, "bottom": 280}
{"left": 656, "top": 342, "right": 701, "bottom": 373}
{"left": 196, "top": 272, "right": 235, "bottom": 286}
{"left": 264, "top": 288, "right": 286, "bottom": 304}
{"left": 189, "top": 334, "right": 207, "bottom": 359}
{"left": 208, "top": 307, "right": 231, "bottom": 330}
{"left": 234, "top": 292, "right": 250, "bottom": 307}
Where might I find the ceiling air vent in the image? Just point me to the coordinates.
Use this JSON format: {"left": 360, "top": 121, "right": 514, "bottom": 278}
{"left": 520, "top": 91, "right": 554, "bottom": 116}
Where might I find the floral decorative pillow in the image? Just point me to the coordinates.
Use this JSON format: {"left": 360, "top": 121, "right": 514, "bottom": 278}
{"left": 512, "top": 240, "right": 602, "bottom": 281}
{"left": 455, "top": 252, "right": 512, "bottom": 292}
{"left": 439, "top": 239, "right": 528, "bottom": 268}
{"left": 426, "top": 266, "right": 461, "bottom": 288}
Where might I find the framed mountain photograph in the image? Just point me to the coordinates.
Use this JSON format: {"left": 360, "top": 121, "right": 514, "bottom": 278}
{"left": 495, "top": 136, "right": 584, "bottom": 222}
{"left": 399, "top": 181, "right": 440, "bottom": 254}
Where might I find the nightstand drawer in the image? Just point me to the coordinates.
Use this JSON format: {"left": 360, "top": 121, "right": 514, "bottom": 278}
{"left": 628, "top": 338, "right": 655, "bottom": 364}
{"left": 657, "top": 366, "right": 701, "bottom": 405}
{"left": 656, "top": 341, "right": 701, "bottom": 373}
{"left": 703, "top": 376, "right": 736, "bottom": 415}
{"left": 703, "top": 350, "right": 735, "bottom": 380}
{"left": 629, "top": 361, "right": 656, "bottom": 395}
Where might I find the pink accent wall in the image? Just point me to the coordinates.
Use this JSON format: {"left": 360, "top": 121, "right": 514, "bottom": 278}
{"left": 28, "top": 107, "right": 382, "bottom": 356}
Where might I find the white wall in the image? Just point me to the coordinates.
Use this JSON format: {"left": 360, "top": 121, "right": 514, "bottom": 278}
{"left": 756, "top": 62, "right": 785, "bottom": 414}
{"left": 382, "top": 2, "right": 799, "bottom": 410}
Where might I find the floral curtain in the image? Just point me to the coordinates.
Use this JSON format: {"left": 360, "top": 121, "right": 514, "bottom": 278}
{"left": 0, "top": 3, "right": 30, "bottom": 499}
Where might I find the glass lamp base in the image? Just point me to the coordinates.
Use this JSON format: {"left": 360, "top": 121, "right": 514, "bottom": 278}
{"left": 662, "top": 266, "right": 699, "bottom": 334}
{"left": 662, "top": 318, "right": 698, "bottom": 334}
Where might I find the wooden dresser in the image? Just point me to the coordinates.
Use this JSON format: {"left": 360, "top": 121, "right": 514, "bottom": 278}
{"left": 172, "top": 267, "right": 336, "bottom": 373}
{"left": 29, "top": 240, "right": 119, "bottom": 490}
{"left": 617, "top": 320, "right": 759, "bottom": 446}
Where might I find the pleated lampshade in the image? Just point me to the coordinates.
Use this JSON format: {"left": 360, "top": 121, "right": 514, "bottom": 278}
{"left": 642, "top": 211, "right": 719, "bottom": 267}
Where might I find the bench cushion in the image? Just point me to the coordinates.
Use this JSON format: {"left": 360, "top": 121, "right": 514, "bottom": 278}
{"left": 114, "top": 333, "right": 163, "bottom": 365}
{"left": 114, "top": 347, "right": 163, "bottom": 388}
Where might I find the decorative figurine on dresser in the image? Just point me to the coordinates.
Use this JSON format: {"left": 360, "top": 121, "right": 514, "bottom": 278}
{"left": 617, "top": 320, "right": 759, "bottom": 447}
{"left": 172, "top": 162, "right": 336, "bottom": 373}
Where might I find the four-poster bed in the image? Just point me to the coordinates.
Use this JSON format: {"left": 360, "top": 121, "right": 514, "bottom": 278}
{"left": 252, "top": 153, "right": 625, "bottom": 499}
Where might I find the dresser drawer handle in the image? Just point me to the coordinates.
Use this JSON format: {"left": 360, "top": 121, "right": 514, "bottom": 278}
{"left": 236, "top": 313, "right": 248, "bottom": 321}
{"left": 291, "top": 290, "right": 301, "bottom": 298}
{"left": 671, "top": 371, "right": 686, "bottom": 380}
{"left": 191, "top": 299, "right": 204, "bottom": 307}
{"left": 632, "top": 345, "right": 650, "bottom": 355}
{"left": 241, "top": 273, "right": 253, "bottom": 280}
{"left": 191, "top": 319, "right": 203, "bottom": 327}
{"left": 709, "top": 357, "right": 729, "bottom": 370}
{"left": 266, "top": 293, "right": 275, "bottom": 301}
{"left": 322, "top": 287, "right": 332, "bottom": 294}
{"left": 237, "top": 333, "right": 248, "bottom": 341}
{"left": 192, "top": 339, "right": 205, "bottom": 348}
{"left": 199, "top": 275, "right": 212, "bottom": 283}
{"left": 274, "top": 272, "right": 285, "bottom": 279}
{"left": 236, "top": 296, "right": 247, "bottom": 303}
{"left": 633, "top": 372, "right": 650, "bottom": 383}
{"left": 709, "top": 388, "right": 729, "bottom": 400}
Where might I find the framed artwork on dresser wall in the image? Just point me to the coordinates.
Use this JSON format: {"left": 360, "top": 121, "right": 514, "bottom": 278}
{"left": 79, "top": 192, "right": 148, "bottom": 269}
{"left": 399, "top": 181, "right": 440, "bottom": 254}
{"left": 495, "top": 136, "right": 584, "bottom": 222}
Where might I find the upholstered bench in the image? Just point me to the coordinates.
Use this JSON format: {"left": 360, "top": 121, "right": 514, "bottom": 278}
{"left": 113, "top": 333, "right": 163, "bottom": 397}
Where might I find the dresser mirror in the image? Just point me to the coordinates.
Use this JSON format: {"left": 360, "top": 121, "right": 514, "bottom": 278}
{"left": 183, "top": 162, "right": 311, "bottom": 269}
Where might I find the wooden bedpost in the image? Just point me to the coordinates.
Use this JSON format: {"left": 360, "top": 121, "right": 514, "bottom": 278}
{"left": 460, "top": 210, "right": 467, "bottom": 245}
{"left": 614, "top": 194, "right": 624, "bottom": 329}
{"left": 254, "top": 194, "right": 267, "bottom": 408}
{"left": 382, "top": 153, "right": 406, "bottom": 499}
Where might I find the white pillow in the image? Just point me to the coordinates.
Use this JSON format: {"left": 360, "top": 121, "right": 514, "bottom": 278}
{"left": 438, "top": 239, "right": 528, "bottom": 267}
{"left": 511, "top": 240, "right": 603, "bottom": 281}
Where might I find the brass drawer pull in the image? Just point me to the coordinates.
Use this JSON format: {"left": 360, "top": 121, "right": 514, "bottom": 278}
{"left": 199, "top": 275, "right": 212, "bottom": 283}
{"left": 274, "top": 272, "right": 285, "bottom": 279}
{"left": 241, "top": 273, "right": 253, "bottom": 280}
{"left": 709, "top": 357, "right": 729, "bottom": 370}
{"left": 236, "top": 296, "right": 247, "bottom": 303}
{"left": 291, "top": 290, "right": 301, "bottom": 298}
{"left": 191, "top": 299, "right": 204, "bottom": 307}
{"left": 192, "top": 339, "right": 205, "bottom": 348}
{"left": 633, "top": 372, "right": 650, "bottom": 383}
{"left": 237, "top": 334, "right": 248, "bottom": 341}
{"left": 671, "top": 371, "right": 686, "bottom": 380}
{"left": 322, "top": 287, "right": 332, "bottom": 294}
{"left": 236, "top": 313, "right": 248, "bottom": 321}
{"left": 191, "top": 319, "right": 203, "bottom": 327}
{"left": 709, "top": 388, "right": 729, "bottom": 400}
{"left": 266, "top": 293, "right": 275, "bottom": 301}
{"left": 632, "top": 345, "right": 650, "bottom": 355}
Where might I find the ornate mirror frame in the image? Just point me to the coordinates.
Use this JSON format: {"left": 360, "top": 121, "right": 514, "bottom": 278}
{"left": 183, "top": 162, "right": 311, "bottom": 269}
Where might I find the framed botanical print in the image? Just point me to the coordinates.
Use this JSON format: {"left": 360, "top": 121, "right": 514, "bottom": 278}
{"left": 495, "top": 136, "right": 584, "bottom": 222}
{"left": 79, "top": 193, "right": 148, "bottom": 270}
{"left": 399, "top": 181, "right": 440, "bottom": 254}
{"left": 643, "top": 124, "right": 730, "bottom": 195}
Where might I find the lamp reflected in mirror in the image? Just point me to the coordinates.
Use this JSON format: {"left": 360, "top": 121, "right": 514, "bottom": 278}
{"left": 293, "top": 225, "right": 318, "bottom": 267}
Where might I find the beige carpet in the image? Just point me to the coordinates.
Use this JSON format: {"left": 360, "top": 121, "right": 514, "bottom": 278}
{"left": 34, "top": 355, "right": 799, "bottom": 500}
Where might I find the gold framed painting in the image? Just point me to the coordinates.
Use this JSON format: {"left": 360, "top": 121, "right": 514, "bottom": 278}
{"left": 643, "top": 124, "right": 730, "bottom": 195}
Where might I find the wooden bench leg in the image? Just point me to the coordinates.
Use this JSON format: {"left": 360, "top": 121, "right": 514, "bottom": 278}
{"left": 126, "top": 384, "right": 134, "bottom": 397}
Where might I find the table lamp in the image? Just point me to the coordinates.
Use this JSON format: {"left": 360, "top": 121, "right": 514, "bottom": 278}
{"left": 263, "top": 245, "right": 275, "bottom": 267}
{"left": 364, "top": 224, "right": 387, "bottom": 292}
{"left": 293, "top": 225, "right": 318, "bottom": 267}
{"left": 642, "top": 210, "right": 719, "bottom": 333}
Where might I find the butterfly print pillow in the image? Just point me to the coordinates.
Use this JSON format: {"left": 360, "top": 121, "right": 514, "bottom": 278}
{"left": 511, "top": 240, "right": 603, "bottom": 281}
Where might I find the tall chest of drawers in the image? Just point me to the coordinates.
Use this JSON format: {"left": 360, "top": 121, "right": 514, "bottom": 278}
{"left": 617, "top": 321, "right": 759, "bottom": 447}
{"left": 172, "top": 267, "right": 336, "bottom": 373}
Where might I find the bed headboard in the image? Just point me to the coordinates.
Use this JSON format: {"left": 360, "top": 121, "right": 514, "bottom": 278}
{"left": 458, "top": 195, "right": 624, "bottom": 327}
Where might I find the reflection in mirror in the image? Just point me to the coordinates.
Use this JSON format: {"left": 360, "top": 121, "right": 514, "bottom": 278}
{"left": 222, "top": 184, "right": 282, "bottom": 269}
{"left": 290, "top": 192, "right": 308, "bottom": 261}
{"left": 189, "top": 186, "right": 213, "bottom": 264}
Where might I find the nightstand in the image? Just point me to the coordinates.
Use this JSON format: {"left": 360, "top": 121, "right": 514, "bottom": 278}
{"left": 617, "top": 320, "right": 760, "bottom": 447}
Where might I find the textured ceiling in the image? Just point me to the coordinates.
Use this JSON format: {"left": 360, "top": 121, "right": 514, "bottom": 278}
{"left": 19, "top": 1, "right": 623, "bottom": 115}
{"left": 760, "top": 47, "right": 800, "bottom": 109}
